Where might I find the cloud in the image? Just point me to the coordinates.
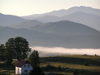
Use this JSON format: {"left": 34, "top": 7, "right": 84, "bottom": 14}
{"left": 30, "top": 46, "right": 100, "bottom": 56}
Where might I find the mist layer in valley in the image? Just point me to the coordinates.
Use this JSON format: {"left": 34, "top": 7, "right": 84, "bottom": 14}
{"left": 31, "top": 46, "right": 100, "bottom": 57}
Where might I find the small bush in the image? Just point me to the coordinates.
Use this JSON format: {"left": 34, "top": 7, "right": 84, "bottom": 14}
{"left": 83, "top": 54, "right": 87, "bottom": 56}
{"left": 73, "top": 69, "right": 78, "bottom": 75}
{"left": 11, "top": 60, "right": 18, "bottom": 65}
{"left": 66, "top": 67, "right": 69, "bottom": 69}
{"left": 58, "top": 66, "right": 62, "bottom": 71}
{"left": 84, "top": 63, "right": 89, "bottom": 66}
{"left": 42, "top": 64, "right": 57, "bottom": 71}
{"left": 62, "top": 67, "right": 66, "bottom": 70}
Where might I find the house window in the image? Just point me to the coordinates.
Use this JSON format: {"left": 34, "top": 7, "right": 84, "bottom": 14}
{"left": 24, "top": 70, "right": 28, "bottom": 74}
{"left": 24, "top": 65, "right": 26, "bottom": 67}
{"left": 24, "top": 70, "right": 27, "bottom": 72}
{"left": 28, "top": 65, "right": 30, "bottom": 67}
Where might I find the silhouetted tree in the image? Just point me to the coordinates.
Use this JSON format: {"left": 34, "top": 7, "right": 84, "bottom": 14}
{"left": 29, "top": 66, "right": 44, "bottom": 75}
{"left": 5, "top": 38, "right": 15, "bottom": 59}
{"left": 5, "top": 37, "right": 31, "bottom": 60}
{"left": 0, "top": 44, "right": 5, "bottom": 61}
{"left": 28, "top": 50, "right": 39, "bottom": 68}
{"left": 4, "top": 46, "right": 13, "bottom": 64}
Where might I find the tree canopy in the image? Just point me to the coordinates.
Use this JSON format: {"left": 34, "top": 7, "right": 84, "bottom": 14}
{"left": 5, "top": 37, "right": 31, "bottom": 60}
{"left": 28, "top": 50, "right": 39, "bottom": 68}
{"left": 4, "top": 45, "right": 13, "bottom": 64}
{"left": 0, "top": 44, "right": 5, "bottom": 61}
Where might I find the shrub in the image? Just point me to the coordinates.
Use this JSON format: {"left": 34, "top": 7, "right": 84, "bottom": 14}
{"left": 66, "top": 67, "right": 69, "bottom": 69}
{"left": 58, "top": 66, "right": 62, "bottom": 71}
{"left": 11, "top": 60, "right": 18, "bottom": 65}
{"left": 42, "top": 64, "right": 57, "bottom": 71}
{"left": 83, "top": 54, "right": 87, "bottom": 56}
{"left": 84, "top": 63, "right": 89, "bottom": 66}
{"left": 73, "top": 69, "right": 78, "bottom": 75}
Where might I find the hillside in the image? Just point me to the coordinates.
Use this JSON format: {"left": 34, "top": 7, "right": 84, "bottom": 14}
{"left": 32, "top": 12, "right": 100, "bottom": 31}
{"left": 0, "top": 13, "right": 25, "bottom": 26}
{"left": 9, "top": 20, "right": 43, "bottom": 29}
{"left": 34, "top": 15, "right": 61, "bottom": 23}
{"left": 40, "top": 55, "right": 100, "bottom": 75}
{"left": 61, "top": 12, "right": 100, "bottom": 31}
{"left": 0, "top": 21, "right": 100, "bottom": 48}
{"left": 30, "top": 20, "right": 100, "bottom": 36}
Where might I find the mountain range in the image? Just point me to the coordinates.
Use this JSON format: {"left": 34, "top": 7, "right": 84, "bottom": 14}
{"left": 0, "top": 6, "right": 100, "bottom": 49}
{"left": 0, "top": 6, "right": 100, "bottom": 31}
{"left": 0, "top": 21, "right": 100, "bottom": 48}
{"left": 32, "top": 12, "right": 100, "bottom": 31}
{"left": 22, "top": 6, "right": 100, "bottom": 19}
{"left": 21, "top": 6, "right": 100, "bottom": 31}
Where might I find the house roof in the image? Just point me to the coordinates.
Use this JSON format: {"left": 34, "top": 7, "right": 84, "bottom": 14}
{"left": 15, "top": 59, "right": 30, "bottom": 67}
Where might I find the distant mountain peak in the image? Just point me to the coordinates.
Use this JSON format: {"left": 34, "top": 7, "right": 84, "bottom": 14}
{"left": 0, "top": 13, "right": 3, "bottom": 16}
{"left": 0, "top": 13, "right": 3, "bottom": 14}
{"left": 0, "top": 13, "right": 25, "bottom": 26}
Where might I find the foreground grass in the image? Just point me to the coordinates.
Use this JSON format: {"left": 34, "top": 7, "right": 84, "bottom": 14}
{"left": 0, "top": 62, "right": 15, "bottom": 74}
{"left": 40, "top": 55, "right": 100, "bottom": 75}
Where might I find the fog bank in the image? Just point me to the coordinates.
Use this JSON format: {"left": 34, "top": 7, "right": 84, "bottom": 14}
{"left": 31, "top": 46, "right": 100, "bottom": 57}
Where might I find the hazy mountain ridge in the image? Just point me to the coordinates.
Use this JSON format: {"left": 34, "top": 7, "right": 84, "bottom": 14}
{"left": 9, "top": 20, "right": 43, "bottom": 29}
{"left": 21, "top": 6, "right": 100, "bottom": 31}
{"left": 0, "top": 13, "right": 25, "bottom": 26}
{"left": 1, "top": 6, "right": 100, "bottom": 31}
{"left": 22, "top": 6, "right": 100, "bottom": 19}
{"left": 34, "top": 15, "right": 61, "bottom": 23}
{"left": 30, "top": 12, "right": 100, "bottom": 31}
{"left": 0, "top": 21, "right": 100, "bottom": 48}
{"left": 30, "top": 20, "right": 100, "bottom": 36}
{"left": 61, "top": 12, "right": 100, "bottom": 31}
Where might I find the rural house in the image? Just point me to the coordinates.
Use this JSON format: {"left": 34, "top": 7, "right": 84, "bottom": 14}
{"left": 15, "top": 60, "right": 33, "bottom": 75}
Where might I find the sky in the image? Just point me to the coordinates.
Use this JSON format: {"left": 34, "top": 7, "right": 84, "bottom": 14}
{"left": 0, "top": 0, "right": 100, "bottom": 16}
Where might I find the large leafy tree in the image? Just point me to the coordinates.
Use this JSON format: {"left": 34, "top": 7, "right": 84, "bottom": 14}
{"left": 0, "top": 44, "right": 5, "bottom": 61}
{"left": 28, "top": 50, "right": 39, "bottom": 68}
{"left": 14, "top": 37, "right": 31, "bottom": 60}
{"left": 5, "top": 38, "right": 15, "bottom": 59}
{"left": 5, "top": 37, "right": 31, "bottom": 60}
{"left": 4, "top": 46, "right": 13, "bottom": 64}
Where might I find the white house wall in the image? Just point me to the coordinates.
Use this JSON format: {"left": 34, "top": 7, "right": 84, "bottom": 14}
{"left": 15, "top": 67, "right": 22, "bottom": 74}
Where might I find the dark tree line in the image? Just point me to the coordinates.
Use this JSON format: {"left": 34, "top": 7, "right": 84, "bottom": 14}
{"left": 0, "top": 44, "right": 5, "bottom": 61}
{"left": 0, "top": 37, "right": 44, "bottom": 75}
{"left": 0, "top": 37, "right": 31, "bottom": 64}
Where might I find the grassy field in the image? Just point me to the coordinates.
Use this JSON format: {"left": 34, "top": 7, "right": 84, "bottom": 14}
{"left": 0, "top": 55, "right": 100, "bottom": 75}
{"left": 0, "top": 62, "right": 15, "bottom": 74}
{"left": 40, "top": 55, "right": 100, "bottom": 75}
